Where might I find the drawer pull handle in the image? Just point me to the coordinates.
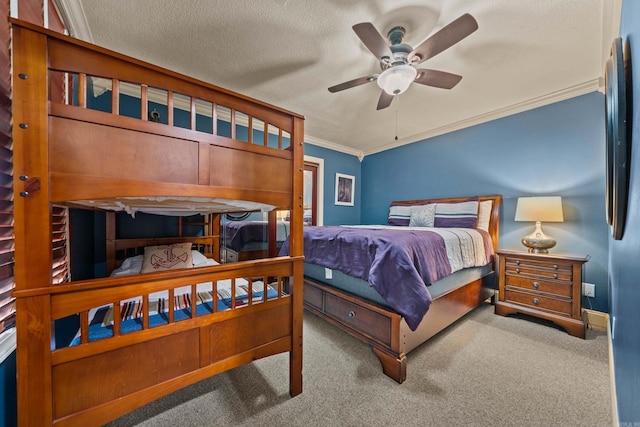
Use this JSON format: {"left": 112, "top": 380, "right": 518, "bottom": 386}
{"left": 532, "top": 281, "right": 539, "bottom": 289}
{"left": 516, "top": 268, "right": 520, "bottom": 274}
{"left": 348, "top": 311, "right": 356, "bottom": 318}
{"left": 515, "top": 260, "right": 520, "bottom": 265}
{"left": 553, "top": 264, "right": 558, "bottom": 269}
{"left": 553, "top": 274, "right": 558, "bottom": 279}
{"left": 533, "top": 298, "right": 540, "bottom": 305}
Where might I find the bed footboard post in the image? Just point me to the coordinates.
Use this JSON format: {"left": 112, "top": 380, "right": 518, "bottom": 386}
{"left": 288, "top": 116, "right": 305, "bottom": 396}
{"left": 11, "top": 24, "right": 55, "bottom": 426}
{"left": 372, "top": 347, "right": 407, "bottom": 384}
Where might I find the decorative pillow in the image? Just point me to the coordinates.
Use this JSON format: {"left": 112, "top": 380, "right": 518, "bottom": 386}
{"left": 387, "top": 204, "right": 413, "bottom": 226}
{"left": 477, "top": 200, "right": 493, "bottom": 232}
{"left": 409, "top": 204, "right": 436, "bottom": 227}
{"left": 434, "top": 200, "right": 479, "bottom": 228}
{"left": 141, "top": 242, "right": 193, "bottom": 273}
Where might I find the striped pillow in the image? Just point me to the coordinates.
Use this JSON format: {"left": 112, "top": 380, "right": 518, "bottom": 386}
{"left": 387, "top": 204, "right": 413, "bottom": 226}
{"left": 434, "top": 200, "right": 479, "bottom": 228}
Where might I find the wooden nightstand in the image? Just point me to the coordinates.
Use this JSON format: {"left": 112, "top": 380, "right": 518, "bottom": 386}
{"left": 495, "top": 249, "right": 589, "bottom": 338}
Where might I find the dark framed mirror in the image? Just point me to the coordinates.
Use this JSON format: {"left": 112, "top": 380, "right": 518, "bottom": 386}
{"left": 605, "top": 37, "right": 631, "bottom": 240}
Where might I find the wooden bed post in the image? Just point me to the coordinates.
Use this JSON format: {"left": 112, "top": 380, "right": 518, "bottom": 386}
{"left": 289, "top": 116, "right": 305, "bottom": 396}
{"left": 11, "top": 26, "right": 55, "bottom": 425}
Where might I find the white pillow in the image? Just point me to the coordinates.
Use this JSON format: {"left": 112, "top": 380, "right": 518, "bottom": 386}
{"left": 110, "top": 255, "right": 143, "bottom": 276}
{"left": 193, "top": 251, "right": 220, "bottom": 267}
{"left": 191, "top": 250, "right": 209, "bottom": 267}
{"left": 477, "top": 200, "right": 493, "bottom": 232}
{"left": 409, "top": 204, "right": 436, "bottom": 227}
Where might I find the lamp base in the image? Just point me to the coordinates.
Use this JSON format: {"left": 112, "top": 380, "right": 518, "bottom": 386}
{"left": 521, "top": 221, "right": 556, "bottom": 254}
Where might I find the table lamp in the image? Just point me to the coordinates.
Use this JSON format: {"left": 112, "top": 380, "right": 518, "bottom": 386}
{"left": 514, "top": 196, "right": 564, "bottom": 253}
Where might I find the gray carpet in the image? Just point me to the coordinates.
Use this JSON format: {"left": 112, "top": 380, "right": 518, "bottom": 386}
{"left": 107, "top": 303, "right": 611, "bottom": 426}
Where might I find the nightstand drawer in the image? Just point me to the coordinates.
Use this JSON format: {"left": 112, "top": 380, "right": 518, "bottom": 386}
{"left": 221, "top": 248, "right": 238, "bottom": 263}
{"left": 504, "top": 258, "right": 572, "bottom": 281}
{"left": 505, "top": 275, "right": 572, "bottom": 297}
{"left": 505, "top": 288, "right": 572, "bottom": 316}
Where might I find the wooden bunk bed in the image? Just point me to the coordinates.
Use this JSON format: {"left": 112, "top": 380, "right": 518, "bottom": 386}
{"left": 298, "top": 195, "right": 502, "bottom": 383}
{"left": 11, "top": 19, "right": 305, "bottom": 426}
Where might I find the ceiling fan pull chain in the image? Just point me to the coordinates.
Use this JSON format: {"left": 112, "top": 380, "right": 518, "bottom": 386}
{"left": 395, "top": 97, "right": 399, "bottom": 141}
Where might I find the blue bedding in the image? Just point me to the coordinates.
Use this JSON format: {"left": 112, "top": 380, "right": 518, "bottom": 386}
{"left": 68, "top": 286, "right": 278, "bottom": 347}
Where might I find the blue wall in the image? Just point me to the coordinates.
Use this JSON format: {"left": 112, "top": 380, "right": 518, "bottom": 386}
{"left": 361, "top": 93, "right": 609, "bottom": 312}
{"left": 304, "top": 143, "right": 361, "bottom": 226}
{"left": 611, "top": 0, "right": 640, "bottom": 423}
{"left": 0, "top": 349, "right": 16, "bottom": 427}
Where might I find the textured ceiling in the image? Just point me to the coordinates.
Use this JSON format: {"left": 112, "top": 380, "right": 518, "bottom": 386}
{"left": 55, "top": 0, "right": 620, "bottom": 158}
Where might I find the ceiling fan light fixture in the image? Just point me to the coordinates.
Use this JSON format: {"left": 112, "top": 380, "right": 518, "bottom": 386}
{"left": 377, "top": 64, "right": 417, "bottom": 95}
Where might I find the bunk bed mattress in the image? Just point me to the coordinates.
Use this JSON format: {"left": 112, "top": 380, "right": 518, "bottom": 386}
{"left": 281, "top": 225, "right": 493, "bottom": 330}
{"left": 69, "top": 257, "right": 280, "bottom": 346}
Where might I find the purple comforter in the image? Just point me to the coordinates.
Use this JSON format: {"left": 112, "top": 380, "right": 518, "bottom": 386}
{"left": 224, "top": 221, "right": 268, "bottom": 251}
{"left": 280, "top": 226, "right": 491, "bottom": 330}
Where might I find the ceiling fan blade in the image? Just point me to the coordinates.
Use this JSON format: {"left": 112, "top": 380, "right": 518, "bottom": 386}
{"left": 352, "top": 22, "right": 393, "bottom": 60}
{"left": 328, "top": 75, "right": 377, "bottom": 93}
{"left": 408, "top": 13, "right": 478, "bottom": 64}
{"left": 376, "top": 91, "right": 394, "bottom": 110}
{"left": 414, "top": 69, "right": 463, "bottom": 89}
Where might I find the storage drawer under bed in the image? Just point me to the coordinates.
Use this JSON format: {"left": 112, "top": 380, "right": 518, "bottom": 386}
{"left": 303, "top": 278, "right": 393, "bottom": 347}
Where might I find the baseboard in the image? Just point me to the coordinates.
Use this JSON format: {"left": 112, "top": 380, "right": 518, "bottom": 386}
{"left": 582, "top": 308, "right": 608, "bottom": 330}
{"left": 579, "top": 310, "right": 617, "bottom": 425}
{"left": 607, "top": 316, "right": 618, "bottom": 427}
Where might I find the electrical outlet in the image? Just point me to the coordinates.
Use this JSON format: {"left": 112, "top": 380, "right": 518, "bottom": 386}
{"left": 582, "top": 282, "right": 596, "bottom": 298}
{"left": 325, "top": 268, "right": 332, "bottom": 279}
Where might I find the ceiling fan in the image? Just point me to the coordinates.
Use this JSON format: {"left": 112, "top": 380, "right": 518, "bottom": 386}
{"left": 328, "top": 13, "right": 478, "bottom": 110}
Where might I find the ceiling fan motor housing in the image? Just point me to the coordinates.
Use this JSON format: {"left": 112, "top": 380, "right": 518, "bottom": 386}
{"left": 382, "top": 26, "right": 413, "bottom": 69}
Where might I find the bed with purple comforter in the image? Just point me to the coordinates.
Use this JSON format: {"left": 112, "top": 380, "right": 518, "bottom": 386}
{"left": 283, "top": 195, "right": 501, "bottom": 383}
{"left": 280, "top": 225, "right": 493, "bottom": 330}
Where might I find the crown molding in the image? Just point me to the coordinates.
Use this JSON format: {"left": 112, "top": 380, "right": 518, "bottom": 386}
{"left": 53, "top": 0, "right": 93, "bottom": 42}
{"left": 363, "top": 79, "right": 601, "bottom": 157}
{"left": 303, "top": 134, "right": 364, "bottom": 161}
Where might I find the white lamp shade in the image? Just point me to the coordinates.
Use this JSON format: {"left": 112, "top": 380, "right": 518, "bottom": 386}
{"left": 376, "top": 64, "right": 417, "bottom": 95}
{"left": 514, "top": 196, "right": 564, "bottom": 222}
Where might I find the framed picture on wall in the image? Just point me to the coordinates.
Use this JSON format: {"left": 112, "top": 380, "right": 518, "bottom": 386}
{"left": 335, "top": 173, "right": 355, "bottom": 206}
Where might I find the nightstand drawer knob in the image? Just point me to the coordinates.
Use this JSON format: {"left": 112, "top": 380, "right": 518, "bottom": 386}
{"left": 515, "top": 260, "right": 520, "bottom": 265}
{"left": 553, "top": 264, "right": 558, "bottom": 269}
{"left": 348, "top": 311, "right": 356, "bottom": 318}
{"left": 516, "top": 268, "right": 520, "bottom": 274}
{"left": 533, "top": 298, "right": 540, "bottom": 305}
{"left": 533, "top": 281, "right": 539, "bottom": 289}
{"left": 553, "top": 274, "right": 558, "bottom": 279}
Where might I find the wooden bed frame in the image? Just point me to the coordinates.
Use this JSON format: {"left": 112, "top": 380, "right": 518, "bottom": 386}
{"left": 303, "top": 195, "right": 502, "bottom": 383}
{"left": 11, "top": 19, "right": 305, "bottom": 426}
